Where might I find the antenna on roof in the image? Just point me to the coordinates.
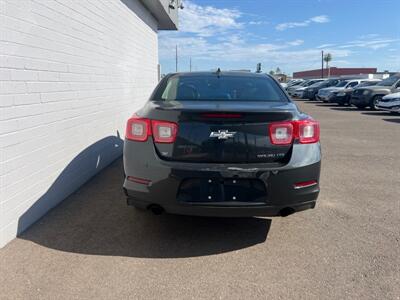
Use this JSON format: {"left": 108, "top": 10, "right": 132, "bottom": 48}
{"left": 216, "top": 67, "right": 221, "bottom": 78}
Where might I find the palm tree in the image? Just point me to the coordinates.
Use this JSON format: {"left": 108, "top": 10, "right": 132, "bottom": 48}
{"left": 323, "top": 53, "right": 332, "bottom": 77}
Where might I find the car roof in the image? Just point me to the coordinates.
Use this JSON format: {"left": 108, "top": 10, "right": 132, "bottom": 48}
{"left": 169, "top": 71, "right": 271, "bottom": 78}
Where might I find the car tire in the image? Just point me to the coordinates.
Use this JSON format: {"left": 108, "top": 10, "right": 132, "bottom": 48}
{"left": 370, "top": 95, "right": 382, "bottom": 110}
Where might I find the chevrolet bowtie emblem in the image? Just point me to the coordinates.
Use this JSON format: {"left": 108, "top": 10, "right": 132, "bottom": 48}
{"left": 209, "top": 130, "right": 236, "bottom": 140}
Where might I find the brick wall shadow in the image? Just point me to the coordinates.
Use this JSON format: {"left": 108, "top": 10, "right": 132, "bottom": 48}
{"left": 16, "top": 133, "right": 124, "bottom": 239}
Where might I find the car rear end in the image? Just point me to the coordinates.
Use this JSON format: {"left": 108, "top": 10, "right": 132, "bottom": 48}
{"left": 317, "top": 88, "right": 335, "bottom": 102}
{"left": 292, "top": 88, "right": 305, "bottom": 98}
{"left": 350, "top": 88, "right": 372, "bottom": 107}
{"left": 123, "top": 72, "right": 321, "bottom": 217}
{"left": 377, "top": 93, "right": 400, "bottom": 113}
{"left": 331, "top": 90, "right": 351, "bottom": 105}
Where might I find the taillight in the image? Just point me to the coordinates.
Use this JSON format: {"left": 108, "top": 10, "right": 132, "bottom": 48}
{"left": 125, "top": 115, "right": 177, "bottom": 143}
{"left": 125, "top": 115, "right": 151, "bottom": 142}
{"left": 269, "top": 122, "right": 294, "bottom": 145}
{"left": 269, "top": 119, "right": 320, "bottom": 145}
{"left": 295, "top": 119, "right": 320, "bottom": 144}
{"left": 151, "top": 120, "right": 178, "bottom": 143}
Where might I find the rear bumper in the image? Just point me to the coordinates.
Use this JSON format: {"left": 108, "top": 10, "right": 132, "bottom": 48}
{"left": 123, "top": 140, "right": 321, "bottom": 217}
{"left": 125, "top": 196, "right": 317, "bottom": 217}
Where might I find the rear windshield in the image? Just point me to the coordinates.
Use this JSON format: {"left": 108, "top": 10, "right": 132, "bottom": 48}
{"left": 309, "top": 81, "right": 325, "bottom": 88}
{"left": 357, "top": 81, "right": 380, "bottom": 87}
{"left": 336, "top": 81, "right": 349, "bottom": 87}
{"left": 377, "top": 76, "right": 400, "bottom": 86}
{"left": 152, "top": 74, "right": 288, "bottom": 102}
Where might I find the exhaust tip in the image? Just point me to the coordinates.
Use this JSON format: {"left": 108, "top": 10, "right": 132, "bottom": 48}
{"left": 280, "top": 207, "right": 295, "bottom": 217}
{"left": 148, "top": 204, "right": 164, "bottom": 215}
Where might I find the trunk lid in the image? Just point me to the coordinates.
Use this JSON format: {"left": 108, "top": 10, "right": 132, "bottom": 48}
{"left": 143, "top": 101, "right": 298, "bottom": 164}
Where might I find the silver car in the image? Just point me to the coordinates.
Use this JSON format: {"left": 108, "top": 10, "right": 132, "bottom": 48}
{"left": 377, "top": 92, "right": 400, "bottom": 114}
{"left": 288, "top": 79, "right": 324, "bottom": 97}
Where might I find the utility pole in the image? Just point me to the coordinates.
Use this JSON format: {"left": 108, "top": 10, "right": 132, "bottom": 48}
{"left": 256, "top": 63, "right": 262, "bottom": 73}
{"left": 189, "top": 57, "right": 192, "bottom": 72}
{"left": 321, "top": 50, "right": 324, "bottom": 78}
{"left": 175, "top": 45, "right": 178, "bottom": 72}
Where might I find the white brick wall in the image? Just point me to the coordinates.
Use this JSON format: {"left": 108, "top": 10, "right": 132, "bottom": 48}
{"left": 0, "top": 0, "right": 160, "bottom": 247}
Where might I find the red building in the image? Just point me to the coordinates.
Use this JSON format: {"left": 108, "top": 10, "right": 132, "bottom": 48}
{"left": 293, "top": 67, "right": 377, "bottom": 79}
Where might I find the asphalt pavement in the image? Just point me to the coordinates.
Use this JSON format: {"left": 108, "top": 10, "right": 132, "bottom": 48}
{"left": 1, "top": 100, "right": 399, "bottom": 300}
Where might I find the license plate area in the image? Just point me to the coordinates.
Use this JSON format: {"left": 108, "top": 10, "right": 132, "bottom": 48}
{"left": 177, "top": 178, "right": 267, "bottom": 204}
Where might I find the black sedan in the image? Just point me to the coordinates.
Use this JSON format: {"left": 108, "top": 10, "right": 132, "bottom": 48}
{"left": 303, "top": 78, "right": 341, "bottom": 100}
{"left": 123, "top": 71, "right": 321, "bottom": 217}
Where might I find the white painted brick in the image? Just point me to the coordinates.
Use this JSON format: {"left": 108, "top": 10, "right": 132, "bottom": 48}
{"left": 48, "top": 62, "right": 69, "bottom": 72}
{"left": 10, "top": 70, "right": 39, "bottom": 81}
{"left": 0, "top": 119, "right": 18, "bottom": 134}
{"left": 0, "top": 81, "right": 27, "bottom": 94}
{"left": 0, "top": 103, "right": 43, "bottom": 121}
{"left": 24, "top": 59, "right": 50, "bottom": 71}
{"left": 38, "top": 71, "right": 60, "bottom": 82}
{"left": 13, "top": 93, "right": 41, "bottom": 105}
{"left": 0, "top": 69, "right": 11, "bottom": 80}
{"left": 26, "top": 82, "right": 70, "bottom": 93}
{"left": 0, "top": 95, "right": 14, "bottom": 107}
{"left": 40, "top": 91, "right": 77, "bottom": 103}
{"left": 0, "top": 0, "right": 160, "bottom": 247}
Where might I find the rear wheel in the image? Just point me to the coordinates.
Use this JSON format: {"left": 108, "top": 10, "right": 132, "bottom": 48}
{"left": 370, "top": 95, "right": 382, "bottom": 110}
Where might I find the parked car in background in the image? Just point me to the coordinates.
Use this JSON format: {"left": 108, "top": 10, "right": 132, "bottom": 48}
{"left": 317, "top": 79, "right": 363, "bottom": 103}
{"left": 330, "top": 79, "right": 382, "bottom": 106}
{"left": 303, "top": 78, "right": 341, "bottom": 100}
{"left": 287, "top": 80, "right": 310, "bottom": 96}
{"left": 351, "top": 74, "right": 400, "bottom": 110}
{"left": 124, "top": 71, "right": 321, "bottom": 217}
{"left": 286, "top": 79, "right": 304, "bottom": 88}
{"left": 376, "top": 92, "right": 400, "bottom": 114}
{"left": 289, "top": 79, "right": 324, "bottom": 97}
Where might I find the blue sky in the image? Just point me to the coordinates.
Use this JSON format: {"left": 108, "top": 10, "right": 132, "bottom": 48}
{"left": 158, "top": 0, "right": 400, "bottom": 75}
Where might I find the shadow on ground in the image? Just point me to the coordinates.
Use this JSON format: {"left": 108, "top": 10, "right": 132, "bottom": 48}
{"left": 383, "top": 118, "right": 400, "bottom": 124}
{"left": 328, "top": 107, "right": 365, "bottom": 112}
{"left": 361, "top": 111, "right": 391, "bottom": 116}
{"left": 315, "top": 103, "right": 337, "bottom": 107}
{"left": 19, "top": 159, "right": 270, "bottom": 258}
